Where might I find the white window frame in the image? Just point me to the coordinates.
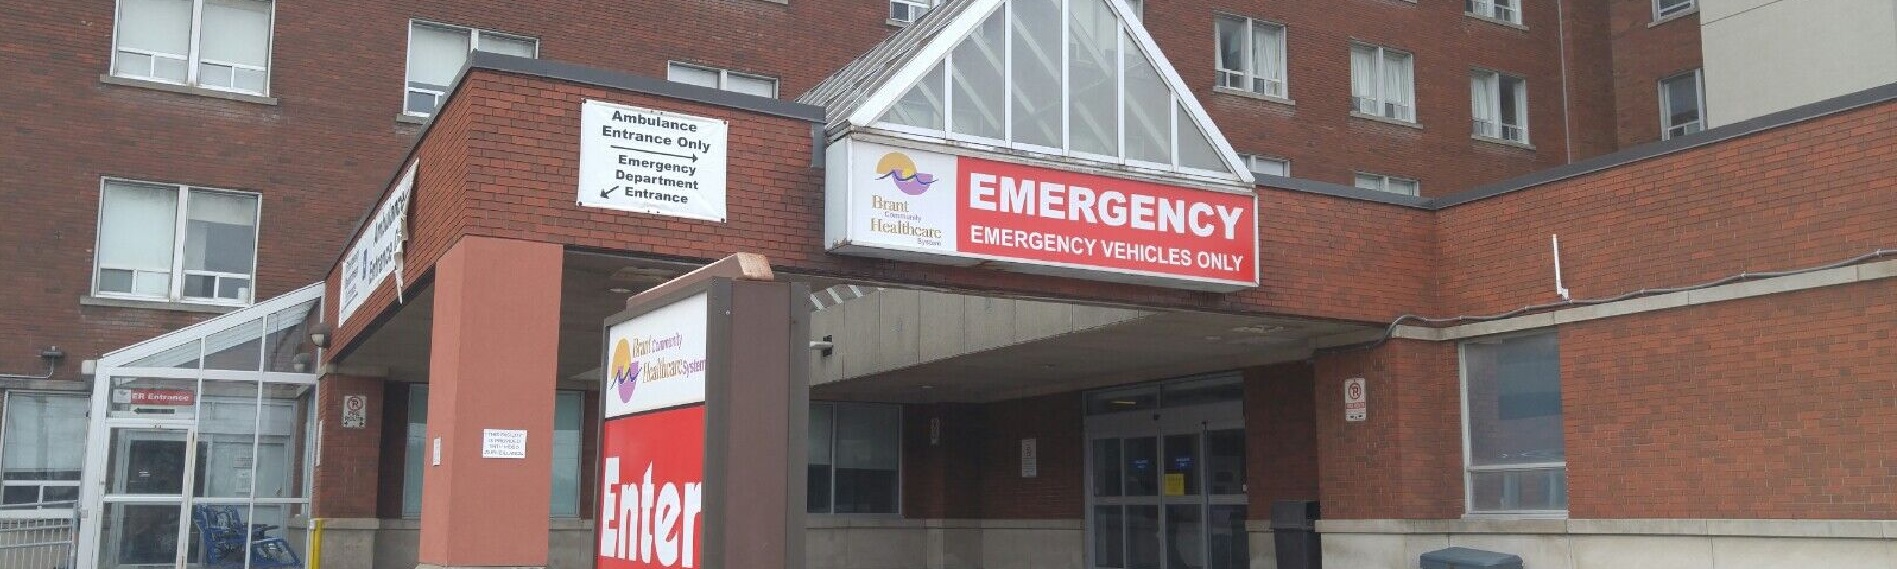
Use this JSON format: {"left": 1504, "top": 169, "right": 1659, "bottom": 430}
{"left": 403, "top": 20, "right": 540, "bottom": 118}
{"left": 1471, "top": 69, "right": 1529, "bottom": 144}
{"left": 0, "top": 392, "right": 88, "bottom": 518}
{"left": 1659, "top": 69, "right": 1705, "bottom": 140}
{"left": 1213, "top": 14, "right": 1288, "bottom": 99}
{"left": 92, "top": 178, "right": 262, "bottom": 307}
{"left": 1654, "top": 0, "right": 1696, "bottom": 21}
{"left": 1466, "top": 0, "right": 1521, "bottom": 24}
{"left": 667, "top": 62, "right": 779, "bottom": 98}
{"left": 1353, "top": 172, "right": 1418, "bottom": 196}
{"left": 1239, "top": 153, "right": 1289, "bottom": 178}
{"left": 1351, "top": 43, "right": 1416, "bottom": 123}
{"left": 889, "top": 0, "right": 934, "bottom": 25}
{"left": 109, "top": 0, "right": 276, "bottom": 96}
{"left": 1459, "top": 331, "right": 1566, "bottom": 517}
{"left": 807, "top": 402, "right": 902, "bottom": 517}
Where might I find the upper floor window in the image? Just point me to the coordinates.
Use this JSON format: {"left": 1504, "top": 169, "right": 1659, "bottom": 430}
{"left": 1461, "top": 332, "right": 1565, "bottom": 514}
{"left": 1240, "top": 154, "right": 1289, "bottom": 178}
{"left": 94, "top": 179, "right": 260, "bottom": 305}
{"left": 667, "top": 62, "right": 779, "bottom": 98}
{"left": 808, "top": 402, "right": 901, "bottom": 515}
{"left": 1660, "top": 69, "right": 1705, "bottom": 139}
{"left": 1467, "top": 0, "right": 1521, "bottom": 24}
{"left": 1654, "top": 0, "right": 1696, "bottom": 20}
{"left": 890, "top": 0, "right": 934, "bottom": 25}
{"left": 405, "top": 21, "right": 538, "bottom": 117}
{"left": 1353, "top": 172, "right": 1418, "bottom": 196}
{"left": 112, "top": 0, "right": 274, "bottom": 95}
{"left": 1471, "top": 69, "right": 1529, "bottom": 143}
{"left": 1214, "top": 15, "right": 1287, "bottom": 99}
{"left": 1350, "top": 43, "right": 1415, "bottom": 123}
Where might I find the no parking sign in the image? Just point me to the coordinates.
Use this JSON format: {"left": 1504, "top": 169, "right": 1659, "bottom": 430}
{"left": 1343, "top": 378, "right": 1367, "bottom": 423}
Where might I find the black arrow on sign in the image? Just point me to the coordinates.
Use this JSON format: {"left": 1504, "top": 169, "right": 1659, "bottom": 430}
{"left": 600, "top": 186, "right": 618, "bottom": 199}
{"left": 612, "top": 145, "right": 698, "bottom": 162}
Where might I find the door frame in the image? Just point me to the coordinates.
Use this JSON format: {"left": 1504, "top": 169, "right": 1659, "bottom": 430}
{"left": 87, "top": 419, "right": 200, "bottom": 569}
{"left": 1084, "top": 400, "right": 1244, "bottom": 569}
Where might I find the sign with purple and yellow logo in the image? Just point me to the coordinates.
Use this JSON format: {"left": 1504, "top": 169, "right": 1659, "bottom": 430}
{"left": 603, "top": 292, "right": 709, "bottom": 418}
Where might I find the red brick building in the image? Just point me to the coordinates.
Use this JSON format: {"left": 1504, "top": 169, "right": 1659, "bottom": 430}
{"left": 2, "top": 0, "right": 1892, "bottom": 568}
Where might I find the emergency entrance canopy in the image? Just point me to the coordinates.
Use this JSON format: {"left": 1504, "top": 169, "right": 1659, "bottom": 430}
{"left": 805, "top": 0, "right": 1261, "bottom": 292}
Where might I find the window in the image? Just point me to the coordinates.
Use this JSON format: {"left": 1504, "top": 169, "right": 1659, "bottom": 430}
{"left": 402, "top": 386, "right": 584, "bottom": 517}
{"left": 667, "top": 62, "right": 778, "bottom": 98}
{"left": 1461, "top": 332, "right": 1565, "bottom": 514}
{"left": 1660, "top": 69, "right": 1705, "bottom": 139}
{"left": 1350, "top": 43, "right": 1415, "bottom": 122}
{"left": 808, "top": 402, "right": 900, "bottom": 514}
{"left": 1467, "top": 0, "right": 1521, "bottom": 24}
{"left": 1354, "top": 172, "right": 1418, "bottom": 196}
{"left": 405, "top": 21, "right": 538, "bottom": 117}
{"left": 1239, "top": 154, "right": 1289, "bottom": 178}
{"left": 111, "top": 0, "right": 274, "bottom": 95}
{"left": 890, "top": 0, "right": 933, "bottom": 24}
{"left": 1, "top": 394, "right": 88, "bottom": 510}
{"left": 1654, "top": 0, "right": 1695, "bottom": 20}
{"left": 1471, "top": 70, "right": 1529, "bottom": 143}
{"left": 1214, "top": 15, "right": 1287, "bottom": 98}
{"left": 94, "top": 179, "right": 260, "bottom": 305}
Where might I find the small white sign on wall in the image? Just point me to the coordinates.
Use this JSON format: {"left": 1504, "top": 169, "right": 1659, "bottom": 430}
{"left": 341, "top": 395, "right": 368, "bottom": 429}
{"left": 1020, "top": 438, "right": 1038, "bottom": 478}
{"left": 1344, "top": 377, "right": 1368, "bottom": 422}
{"left": 482, "top": 429, "right": 528, "bottom": 459}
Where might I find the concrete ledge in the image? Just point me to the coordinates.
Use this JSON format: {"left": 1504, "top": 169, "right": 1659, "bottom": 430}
{"left": 81, "top": 295, "right": 238, "bottom": 314}
{"left": 99, "top": 74, "right": 279, "bottom": 105}
{"left": 1321, "top": 518, "right": 1897, "bottom": 538}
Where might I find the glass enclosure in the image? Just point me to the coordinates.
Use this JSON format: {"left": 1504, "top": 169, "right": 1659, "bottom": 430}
{"left": 81, "top": 283, "right": 322, "bottom": 569}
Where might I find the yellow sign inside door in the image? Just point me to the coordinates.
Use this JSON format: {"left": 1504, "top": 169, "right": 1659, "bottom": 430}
{"left": 1163, "top": 473, "right": 1186, "bottom": 496}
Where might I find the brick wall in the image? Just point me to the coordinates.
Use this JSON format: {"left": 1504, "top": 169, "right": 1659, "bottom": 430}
{"left": 313, "top": 374, "right": 386, "bottom": 518}
{"left": 1608, "top": 0, "right": 1704, "bottom": 148}
{"left": 1565, "top": 279, "right": 1897, "bottom": 519}
{"left": 903, "top": 402, "right": 987, "bottom": 519}
{"left": 1243, "top": 362, "right": 1321, "bottom": 510}
{"left": 1314, "top": 339, "right": 1463, "bottom": 519}
{"left": 978, "top": 392, "right": 1086, "bottom": 519}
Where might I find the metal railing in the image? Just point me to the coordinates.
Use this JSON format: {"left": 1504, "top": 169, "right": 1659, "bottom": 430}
{"left": 0, "top": 501, "right": 79, "bottom": 569}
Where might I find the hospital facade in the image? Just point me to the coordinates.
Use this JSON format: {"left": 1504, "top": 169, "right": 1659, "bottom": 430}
{"left": 1, "top": 0, "right": 1895, "bottom": 569}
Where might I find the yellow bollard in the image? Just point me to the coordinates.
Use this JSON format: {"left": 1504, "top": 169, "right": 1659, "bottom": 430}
{"left": 309, "top": 518, "right": 325, "bottom": 569}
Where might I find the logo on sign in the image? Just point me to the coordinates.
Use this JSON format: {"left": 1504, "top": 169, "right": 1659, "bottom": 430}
{"left": 608, "top": 335, "right": 704, "bottom": 405}
{"left": 874, "top": 152, "right": 936, "bottom": 195}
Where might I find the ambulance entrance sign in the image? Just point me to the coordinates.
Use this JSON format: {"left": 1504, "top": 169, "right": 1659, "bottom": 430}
{"left": 578, "top": 100, "right": 728, "bottom": 222}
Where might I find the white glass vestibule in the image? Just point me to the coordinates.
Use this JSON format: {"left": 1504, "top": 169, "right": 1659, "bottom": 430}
{"left": 859, "top": 0, "right": 1251, "bottom": 185}
{"left": 79, "top": 283, "right": 322, "bottom": 569}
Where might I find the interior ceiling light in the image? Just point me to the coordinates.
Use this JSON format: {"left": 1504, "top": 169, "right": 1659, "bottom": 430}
{"left": 1229, "top": 325, "right": 1286, "bottom": 335}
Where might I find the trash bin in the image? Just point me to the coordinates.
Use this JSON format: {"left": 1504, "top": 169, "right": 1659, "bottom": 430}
{"left": 1270, "top": 500, "right": 1321, "bottom": 569}
{"left": 1420, "top": 547, "right": 1523, "bottom": 569}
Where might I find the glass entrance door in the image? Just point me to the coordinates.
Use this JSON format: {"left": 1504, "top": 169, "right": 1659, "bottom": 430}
{"left": 1085, "top": 374, "right": 1248, "bottom": 569}
{"left": 100, "top": 425, "right": 199, "bottom": 569}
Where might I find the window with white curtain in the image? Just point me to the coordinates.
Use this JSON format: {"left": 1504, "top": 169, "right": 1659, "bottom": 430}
{"left": 667, "top": 62, "right": 778, "bottom": 98}
{"left": 1660, "top": 69, "right": 1705, "bottom": 139}
{"left": 889, "top": 0, "right": 933, "bottom": 24}
{"left": 405, "top": 21, "right": 538, "bottom": 117}
{"left": 1471, "top": 69, "right": 1529, "bottom": 143}
{"left": 1, "top": 393, "right": 89, "bottom": 509}
{"left": 94, "top": 179, "right": 260, "bottom": 305}
{"left": 1239, "top": 154, "right": 1289, "bottom": 178}
{"left": 402, "top": 386, "right": 585, "bottom": 517}
{"left": 1654, "top": 0, "right": 1696, "bottom": 20}
{"left": 1461, "top": 332, "right": 1565, "bottom": 514}
{"left": 1467, "top": 0, "right": 1521, "bottom": 24}
{"left": 1215, "top": 15, "right": 1287, "bottom": 99}
{"left": 808, "top": 402, "right": 901, "bottom": 514}
{"left": 112, "top": 0, "right": 274, "bottom": 95}
{"left": 1354, "top": 172, "right": 1419, "bottom": 196}
{"left": 1350, "top": 43, "right": 1415, "bottom": 123}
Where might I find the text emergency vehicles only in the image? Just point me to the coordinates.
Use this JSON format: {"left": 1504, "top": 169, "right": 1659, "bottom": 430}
{"left": 959, "top": 167, "right": 1252, "bottom": 277}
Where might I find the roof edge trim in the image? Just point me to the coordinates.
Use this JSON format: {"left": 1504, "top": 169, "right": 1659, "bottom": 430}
{"left": 469, "top": 52, "right": 828, "bottom": 124}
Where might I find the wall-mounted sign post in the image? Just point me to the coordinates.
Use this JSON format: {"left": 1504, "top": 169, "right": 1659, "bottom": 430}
{"left": 597, "top": 253, "right": 806, "bottom": 569}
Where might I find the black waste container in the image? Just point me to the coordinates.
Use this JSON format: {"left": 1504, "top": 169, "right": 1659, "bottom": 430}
{"left": 1270, "top": 500, "right": 1321, "bottom": 569}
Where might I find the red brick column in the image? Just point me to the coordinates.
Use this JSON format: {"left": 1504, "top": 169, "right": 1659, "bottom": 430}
{"left": 1314, "top": 340, "right": 1463, "bottom": 520}
{"left": 417, "top": 236, "right": 564, "bottom": 568}
{"left": 312, "top": 374, "right": 385, "bottom": 518}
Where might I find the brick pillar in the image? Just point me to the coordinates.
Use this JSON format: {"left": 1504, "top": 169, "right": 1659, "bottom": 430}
{"left": 312, "top": 373, "right": 386, "bottom": 517}
{"left": 417, "top": 237, "right": 563, "bottom": 568}
{"left": 1313, "top": 339, "right": 1463, "bottom": 520}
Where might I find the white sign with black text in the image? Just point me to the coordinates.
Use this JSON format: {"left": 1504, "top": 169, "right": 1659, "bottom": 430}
{"left": 1020, "top": 438, "right": 1038, "bottom": 478}
{"left": 339, "top": 160, "right": 417, "bottom": 325}
{"left": 577, "top": 100, "right": 727, "bottom": 222}
{"left": 341, "top": 395, "right": 367, "bottom": 429}
{"left": 1344, "top": 377, "right": 1367, "bottom": 422}
{"left": 481, "top": 429, "right": 528, "bottom": 459}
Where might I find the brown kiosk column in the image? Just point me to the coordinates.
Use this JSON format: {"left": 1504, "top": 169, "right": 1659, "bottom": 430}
{"left": 418, "top": 236, "right": 564, "bottom": 568}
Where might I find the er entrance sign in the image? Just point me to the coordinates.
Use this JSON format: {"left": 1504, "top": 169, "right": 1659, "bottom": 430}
{"left": 578, "top": 100, "right": 729, "bottom": 222}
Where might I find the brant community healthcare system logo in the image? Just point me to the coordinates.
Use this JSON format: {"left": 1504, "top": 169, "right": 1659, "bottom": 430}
{"left": 876, "top": 152, "right": 936, "bottom": 195}
{"left": 608, "top": 333, "right": 707, "bottom": 404}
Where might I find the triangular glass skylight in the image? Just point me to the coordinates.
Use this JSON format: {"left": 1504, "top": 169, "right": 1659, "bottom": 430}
{"left": 860, "top": 0, "right": 1249, "bottom": 183}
